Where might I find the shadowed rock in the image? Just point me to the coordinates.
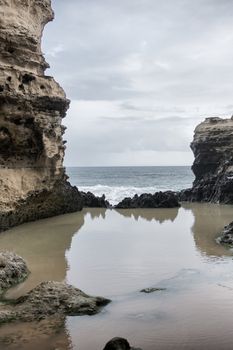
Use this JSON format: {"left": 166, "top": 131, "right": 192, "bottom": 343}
{"left": 115, "top": 191, "right": 180, "bottom": 209}
{"left": 0, "top": 281, "right": 111, "bottom": 324}
{"left": 80, "top": 191, "right": 111, "bottom": 208}
{"left": 103, "top": 337, "right": 142, "bottom": 350}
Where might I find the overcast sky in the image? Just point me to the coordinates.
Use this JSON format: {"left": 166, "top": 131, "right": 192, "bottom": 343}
{"left": 42, "top": 0, "right": 233, "bottom": 166}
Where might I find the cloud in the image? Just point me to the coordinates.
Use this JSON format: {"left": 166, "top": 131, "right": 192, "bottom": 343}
{"left": 41, "top": 0, "right": 233, "bottom": 165}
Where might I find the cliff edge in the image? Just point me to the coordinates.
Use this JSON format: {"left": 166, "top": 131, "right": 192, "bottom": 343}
{"left": 181, "top": 117, "right": 233, "bottom": 203}
{"left": 0, "top": 0, "right": 83, "bottom": 230}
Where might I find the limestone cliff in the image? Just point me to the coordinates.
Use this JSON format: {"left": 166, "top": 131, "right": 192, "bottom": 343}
{"left": 0, "top": 0, "right": 83, "bottom": 230}
{"left": 181, "top": 117, "right": 233, "bottom": 203}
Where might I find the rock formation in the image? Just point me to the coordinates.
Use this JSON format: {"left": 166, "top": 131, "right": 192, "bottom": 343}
{"left": 115, "top": 191, "right": 180, "bottom": 209}
{"left": 0, "top": 281, "right": 111, "bottom": 324}
{"left": 217, "top": 222, "right": 233, "bottom": 246}
{"left": 80, "top": 191, "right": 111, "bottom": 208}
{"left": 180, "top": 117, "right": 233, "bottom": 203}
{"left": 0, "top": 251, "right": 29, "bottom": 295}
{"left": 0, "top": 0, "right": 83, "bottom": 230}
{"left": 103, "top": 337, "right": 142, "bottom": 350}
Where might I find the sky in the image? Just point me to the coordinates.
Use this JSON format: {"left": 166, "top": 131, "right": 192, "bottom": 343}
{"left": 42, "top": 0, "right": 233, "bottom": 166}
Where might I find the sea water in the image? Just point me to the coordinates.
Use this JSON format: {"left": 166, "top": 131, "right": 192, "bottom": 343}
{"left": 67, "top": 166, "right": 194, "bottom": 205}
{"left": 1, "top": 204, "right": 233, "bottom": 349}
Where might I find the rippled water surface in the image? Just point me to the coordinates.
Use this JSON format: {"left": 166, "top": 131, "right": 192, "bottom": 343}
{"left": 1, "top": 204, "right": 233, "bottom": 349}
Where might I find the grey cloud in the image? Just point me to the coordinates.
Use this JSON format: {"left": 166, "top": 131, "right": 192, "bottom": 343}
{"left": 42, "top": 0, "right": 233, "bottom": 165}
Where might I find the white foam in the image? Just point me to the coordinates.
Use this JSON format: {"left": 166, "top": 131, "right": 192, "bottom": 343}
{"left": 78, "top": 184, "right": 170, "bottom": 206}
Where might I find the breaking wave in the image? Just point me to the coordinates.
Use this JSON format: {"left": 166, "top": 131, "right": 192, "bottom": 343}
{"left": 78, "top": 184, "right": 170, "bottom": 206}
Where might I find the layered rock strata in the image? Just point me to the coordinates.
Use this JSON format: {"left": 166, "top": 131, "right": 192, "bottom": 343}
{"left": 180, "top": 117, "right": 233, "bottom": 203}
{"left": 0, "top": 0, "right": 83, "bottom": 230}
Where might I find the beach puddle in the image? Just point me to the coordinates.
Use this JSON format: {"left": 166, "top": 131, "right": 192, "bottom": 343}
{"left": 0, "top": 203, "right": 233, "bottom": 349}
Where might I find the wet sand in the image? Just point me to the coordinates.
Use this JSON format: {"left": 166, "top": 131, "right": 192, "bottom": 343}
{"left": 0, "top": 204, "right": 233, "bottom": 349}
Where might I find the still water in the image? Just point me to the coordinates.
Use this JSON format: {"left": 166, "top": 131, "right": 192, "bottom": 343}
{"left": 0, "top": 204, "right": 233, "bottom": 349}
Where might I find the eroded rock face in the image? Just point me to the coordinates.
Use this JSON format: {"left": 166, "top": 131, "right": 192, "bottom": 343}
{"left": 180, "top": 117, "right": 233, "bottom": 203}
{"left": 115, "top": 191, "right": 180, "bottom": 209}
{"left": 0, "top": 0, "right": 83, "bottom": 230}
{"left": 0, "top": 251, "right": 29, "bottom": 296}
{"left": 0, "top": 281, "right": 111, "bottom": 323}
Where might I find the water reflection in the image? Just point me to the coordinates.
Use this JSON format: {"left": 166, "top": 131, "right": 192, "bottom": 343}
{"left": 114, "top": 207, "right": 179, "bottom": 223}
{"left": 0, "top": 316, "right": 72, "bottom": 350}
{"left": 0, "top": 204, "right": 233, "bottom": 350}
{"left": 0, "top": 211, "right": 85, "bottom": 298}
{"left": 0, "top": 212, "right": 86, "bottom": 350}
{"left": 89, "top": 208, "right": 107, "bottom": 220}
{"left": 183, "top": 203, "right": 233, "bottom": 258}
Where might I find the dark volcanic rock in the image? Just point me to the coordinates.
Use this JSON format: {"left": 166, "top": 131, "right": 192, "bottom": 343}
{"left": 0, "top": 251, "right": 29, "bottom": 296}
{"left": 80, "top": 191, "right": 110, "bottom": 208}
{"left": 0, "top": 281, "right": 111, "bottom": 324}
{"left": 103, "top": 337, "right": 142, "bottom": 350}
{"left": 180, "top": 117, "right": 233, "bottom": 203}
{"left": 218, "top": 222, "right": 233, "bottom": 246}
{"left": 115, "top": 191, "right": 180, "bottom": 209}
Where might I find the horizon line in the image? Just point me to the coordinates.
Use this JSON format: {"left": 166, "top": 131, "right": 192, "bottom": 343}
{"left": 65, "top": 165, "right": 192, "bottom": 168}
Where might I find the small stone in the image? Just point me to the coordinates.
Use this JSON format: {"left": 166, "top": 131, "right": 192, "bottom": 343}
{"left": 140, "top": 288, "right": 166, "bottom": 294}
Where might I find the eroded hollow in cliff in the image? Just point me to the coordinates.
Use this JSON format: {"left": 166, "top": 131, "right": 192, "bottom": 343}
{"left": 0, "top": 117, "right": 44, "bottom": 164}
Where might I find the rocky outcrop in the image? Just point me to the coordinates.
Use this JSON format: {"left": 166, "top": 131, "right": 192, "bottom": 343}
{"left": 103, "top": 337, "right": 142, "bottom": 350}
{"left": 217, "top": 222, "right": 233, "bottom": 246}
{"left": 180, "top": 117, "right": 233, "bottom": 203}
{"left": 115, "top": 191, "right": 180, "bottom": 209}
{"left": 0, "top": 281, "right": 111, "bottom": 323}
{"left": 0, "top": 251, "right": 29, "bottom": 295}
{"left": 0, "top": 0, "right": 83, "bottom": 230}
{"left": 80, "top": 191, "right": 111, "bottom": 208}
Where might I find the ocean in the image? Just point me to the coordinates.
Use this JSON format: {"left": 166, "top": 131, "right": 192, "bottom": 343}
{"left": 67, "top": 166, "right": 194, "bottom": 205}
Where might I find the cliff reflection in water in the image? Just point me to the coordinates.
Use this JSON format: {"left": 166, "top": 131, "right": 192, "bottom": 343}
{"left": 0, "top": 211, "right": 85, "bottom": 299}
{"left": 115, "top": 207, "right": 179, "bottom": 223}
{"left": 183, "top": 203, "right": 233, "bottom": 258}
{"left": 1, "top": 204, "right": 233, "bottom": 350}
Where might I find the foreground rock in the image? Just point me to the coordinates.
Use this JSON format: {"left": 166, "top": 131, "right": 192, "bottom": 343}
{"left": 80, "top": 191, "right": 111, "bottom": 208}
{"left": 115, "top": 191, "right": 180, "bottom": 209}
{"left": 180, "top": 117, "right": 233, "bottom": 203}
{"left": 0, "top": 0, "right": 83, "bottom": 230}
{"left": 218, "top": 222, "right": 233, "bottom": 246}
{"left": 103, "top": 337, "right": 142, "bottom": 350}
{"left": 0, "top": 252, "right": 29, "bottom": 296}
{"left": 0, "top": 281, "right": 111, "bottom": 324}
